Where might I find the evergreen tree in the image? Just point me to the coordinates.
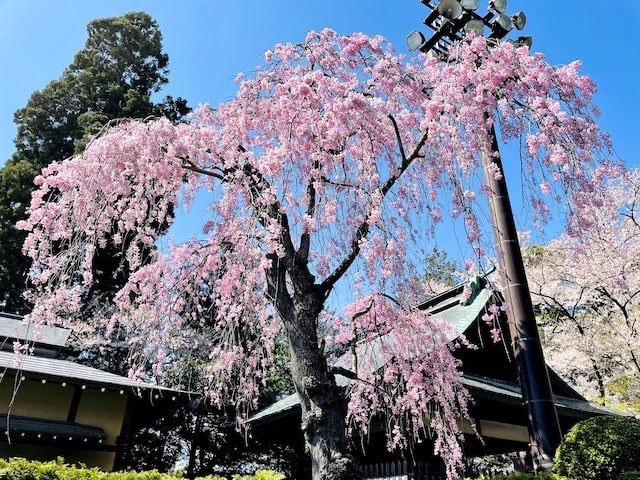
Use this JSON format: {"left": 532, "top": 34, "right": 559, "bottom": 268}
{"left": 0, "top": 12, "right": 189, "bottom": 314}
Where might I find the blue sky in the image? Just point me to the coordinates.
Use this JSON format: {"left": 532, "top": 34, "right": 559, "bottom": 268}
{"left": 0, "top": 1, "right": 638, "bottom": 167}
{"left": 0, "top": 1, "right": 638, "bottom": 253}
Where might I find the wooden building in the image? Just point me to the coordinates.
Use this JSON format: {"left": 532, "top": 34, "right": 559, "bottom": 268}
{"left": 0, "top": 312, "right": 190, "bottom": 471}
{"left": 248, "top": 279, "right": 611, "bottom": 477}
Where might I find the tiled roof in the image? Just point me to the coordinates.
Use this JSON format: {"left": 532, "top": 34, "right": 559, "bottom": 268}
{"left": 247, "top": 373, "right": 612, "bottom": 426}
{"left": 0, "top": 313, "right": 71, "bottom": 348}
{"left": 0, "top": 413, "right": 106, "bottom": 441}
{"left": 0, "top": 350, "right": 181, "bottom": 396}
{"left": 331, "top": 285, "right": 493, "bottom": 384}
{"left": 249, "top": 280, "right": 612, "bottom": 426}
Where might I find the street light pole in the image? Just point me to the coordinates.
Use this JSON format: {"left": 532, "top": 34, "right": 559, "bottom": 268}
{"left": 482, "top": 124, "right": 562, "bottom": 470}
{"left": 408, "top": 1, "right": 561, "bottom": 471}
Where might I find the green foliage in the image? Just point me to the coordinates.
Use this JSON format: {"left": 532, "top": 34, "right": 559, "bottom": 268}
{"left": 0, "top": 458, "right": 282, "bottom": 480}
{"left": 619, "top": 472, "right": 640, "bottom": 480}
{"left": 523, "top": 244, "right": 545, "bottom": 265}
{"left": 261, "top": 335, "right": 295, "bottom": 405}
{"left": 605, "top": 374, "right": 640, "bottom": 415}
{"left": 554, "top": 415, "right": 640, "bottom": 480}
{"left": 491, "top": 474, "right": 571, "bottom": 480}
{"left": 422, "top": 246, "right": 459, "bottom": 289}
{"left": 0, "top": 158, "right": 38, "bottom": 313}
{"left": 231, "top": 472, "right": 285, "bottom": 480}
{"left": 0, "top": 11, "right": 189, "bottom": 314}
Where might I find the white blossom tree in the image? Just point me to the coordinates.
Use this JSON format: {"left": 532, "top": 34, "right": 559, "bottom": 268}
{"left": 527, "top": 170, "right": 640, "bottom": 411}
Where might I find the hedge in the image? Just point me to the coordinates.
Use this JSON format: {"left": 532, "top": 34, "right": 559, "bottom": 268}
{"left": 554, "top": 415, "right": 640, "bottom": 480}
{"left": 491, "top": 474, "right": 571, "bottom": 480}
{"left": 619, "top": 473, "right": 640, "bottom": 480}
{"left": 0, "top": 458, "right": 284, "bottom": 480}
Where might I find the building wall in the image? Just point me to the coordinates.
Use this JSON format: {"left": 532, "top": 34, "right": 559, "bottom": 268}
{"left": 0, "top": 376, "right": 129, "bottom": 471}
{"left": 74, "top": 387, "right": 128, "bottom": 445}
{"left": 0, "top": 379, "right": 72, "bottom": 420}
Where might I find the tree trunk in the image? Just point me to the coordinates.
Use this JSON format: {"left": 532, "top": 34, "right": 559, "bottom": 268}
{"left": 282, "top": 287, "right": 361, "bottom": 480}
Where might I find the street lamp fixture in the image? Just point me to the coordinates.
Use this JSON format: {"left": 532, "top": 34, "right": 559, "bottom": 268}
{"left": 406, "top": 0, "right": 531, "bottom": 58}
{"left": 491, "top": 13, "right": 513, "bottom": 38}
{"left": 437, "top": 0, "right": 462, "bottom": 19}
{"left": 512, "top": 11, "right": 527, "bottom": 30}
{"left": 406, "top": 30, "right": 427, "bottom": 52}
{"left": 489, "top": 0, "right": 508, "bottom": 14}
{"left": 408, "top": 0, "right": 560, "bottom": 473}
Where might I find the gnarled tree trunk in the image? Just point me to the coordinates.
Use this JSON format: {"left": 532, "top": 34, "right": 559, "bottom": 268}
{"left": 279, "top": 284, "right": 361, "bottom": 480}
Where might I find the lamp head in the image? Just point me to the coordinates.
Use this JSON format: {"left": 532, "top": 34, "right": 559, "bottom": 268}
{"left": 512, "top": 11, "right": 527, "bottom": 30}
{"left": 406, "top": 30, "right": 427, "bottom": 52}
{"left": 494, "top": 14, "right": 513, "bottom": 32}
{"left": 489, "top": 0, "right": 507, "bottom": 14}
{"left": 460, "top": 0, "right": 479, "bottom": 10}
{"left": 464, "top": 19, "right": 485, "bottom": 36}
{"left": 517, "top": 36, "right": 533, "bottom": 47}
{"left": 437, "top": 0, "right": 463, "bottom": 19}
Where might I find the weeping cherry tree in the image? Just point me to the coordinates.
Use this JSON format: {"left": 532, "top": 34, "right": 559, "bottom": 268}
{"left": 19, "top": 30, "right": 621, "bottom": 479}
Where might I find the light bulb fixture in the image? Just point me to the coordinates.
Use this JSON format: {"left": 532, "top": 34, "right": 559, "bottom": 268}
{"left": 489, "top": 13, "right": 513, "bottom": 38}
{"left": 517, "top": 36, "right": 533, "bottom": 47}
{"left": 437, "top": 0, "right": 463, "bottom": 19}
{"left": 464, "top": 19, "right": 485, "bottom": 36}
{"left": 512, "top": 11, "right": 526, "bottom": 30}
{"left": 406, "top": 30, "right": 427, "bottom": 52}
{"left": 489, "top": 0, "right": 507, "bottom": 14}
{"left": 409, "top": 0, "right": 530, "bottom": 59}
{"left": 460, "top": 0, "right": 479, "bottom": 10}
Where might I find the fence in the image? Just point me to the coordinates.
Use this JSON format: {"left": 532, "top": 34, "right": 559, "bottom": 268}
{"left": 362, "top": 460, "right": 446, "bottom": 480}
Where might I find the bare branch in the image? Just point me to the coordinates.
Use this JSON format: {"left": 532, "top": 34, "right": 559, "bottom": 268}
{"left": 321, "top": 125, "right": 429, "bottom": 291}
{"left": 180, "top": 158, "right": 225, "bottom": 180}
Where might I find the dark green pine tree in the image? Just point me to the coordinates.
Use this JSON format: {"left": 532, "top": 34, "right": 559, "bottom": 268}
{"left": 0, "top": 11, "right": 189, "bottom": 314}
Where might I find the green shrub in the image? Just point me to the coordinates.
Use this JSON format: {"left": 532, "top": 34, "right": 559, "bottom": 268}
{"left": 619, "top": 472, "right": 640, "bottom": 480}
{"left": 0, "top": 458, "right": 281, "bottom": 480}
{"left": 491, "top": 474, "right": 570, "bottom": 480}
{"left": 231, "top": 472, "right": 285, "bottom": 480}
{"left": 554, "top": 415, "right": 640, "bottom": 480}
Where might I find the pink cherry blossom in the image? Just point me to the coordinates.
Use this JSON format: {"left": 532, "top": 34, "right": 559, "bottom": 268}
{"left": 19, "top": 29, "right": 622, "bottom": 479}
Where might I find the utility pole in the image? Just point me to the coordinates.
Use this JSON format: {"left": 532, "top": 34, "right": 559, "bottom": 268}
{"left": 482, "top": 123, "right": 561, "bottom": 470}
{"left": 407, "top": 1, "right": 562, "bottom": 470}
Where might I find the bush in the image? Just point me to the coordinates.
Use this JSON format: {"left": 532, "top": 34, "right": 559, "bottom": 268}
{"left": 0, "top": 458, "right": 282, "bottom": 480}
{"left": 491, "top": 474, "right": 570, "bottom": 480}
{"left": 231, "top": 472, "right": 285, "bottom": 480}
{"left": 554, "top": 415, "right": 640, "bottom": 480}
{"left": 619, "top": 473, "right": 640, "bottom": 480}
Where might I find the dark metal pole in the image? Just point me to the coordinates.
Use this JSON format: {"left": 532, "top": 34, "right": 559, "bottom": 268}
{"left": 482, "top": 123, "right": 562, "bottom": 471}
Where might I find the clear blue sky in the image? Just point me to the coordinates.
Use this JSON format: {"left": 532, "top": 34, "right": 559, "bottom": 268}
{"left": 1, "top": 1, "right": 639, "bottom": 255}
{"left": 0, "top": 1, "right": 638, "bottom": 168}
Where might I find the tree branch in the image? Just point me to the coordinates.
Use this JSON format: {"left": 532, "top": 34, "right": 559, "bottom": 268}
{"left": 180, "top": 157, "right": 225, "bottom": 180}
{"left": 321, "top": 122, "right": 429, "bottom": 291}
{"left": 297, "top": 157, "right": 319, "bottom": 265}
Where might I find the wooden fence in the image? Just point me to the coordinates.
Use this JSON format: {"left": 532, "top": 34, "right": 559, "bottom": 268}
{"left": 362, "top": 460, "right": 446, "bottom": 480}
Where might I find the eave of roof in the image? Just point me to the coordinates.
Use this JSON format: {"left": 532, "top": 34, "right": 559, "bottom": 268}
{"left": 0, "top": 313, "right": 71, "bottom": 348}
{"left": 0, "top": 413, "right": 106, "bottom": 442}
{"left": 247, "top": 373, "right": 612, "bottom": 426}
{"left": 0, "top": 350, "right": 190, "bottom": 397}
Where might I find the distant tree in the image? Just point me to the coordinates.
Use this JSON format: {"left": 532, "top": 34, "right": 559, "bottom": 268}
{"left": 527, "top": 169, "right": 640, "bottom": 413}
{"left": 0, "top": 160, "right": 39, "bottom": 313}
{"left": 0, "top": 11, "right": 189, "bottom": 314}
{"left": 20, "top": 30, "right": 620, "bottom": 479}
{"left": 422, "top": 247, "right": 460, "bottom": 293}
